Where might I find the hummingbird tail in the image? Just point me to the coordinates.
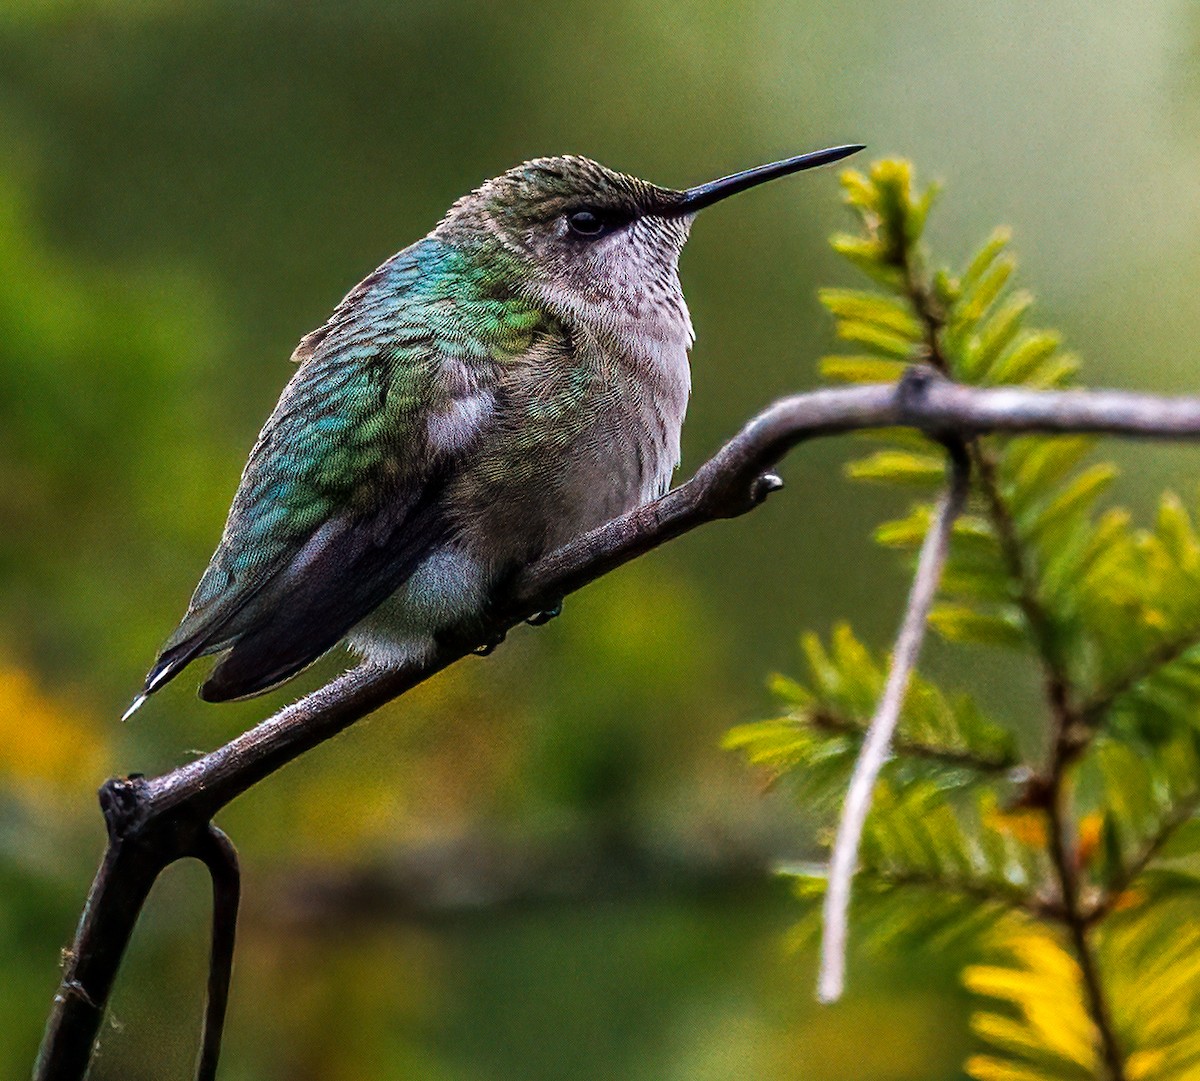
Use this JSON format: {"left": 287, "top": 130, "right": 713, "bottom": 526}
{"left": 120, "top": 693, "right": 148, "bottom": 722}
{"left": 199, "top": 647, "right": 323, "bottom": 703}
{"left": 196, "top": 588, "right": 360, "bottom": 701}
{"left": 124, "top": 632, "right": 222, "bottom": 717}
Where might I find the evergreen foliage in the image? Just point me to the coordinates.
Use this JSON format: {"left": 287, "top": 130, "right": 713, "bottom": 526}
{"left": 727, "top": 161, "right": 1200, "bottom": 1081}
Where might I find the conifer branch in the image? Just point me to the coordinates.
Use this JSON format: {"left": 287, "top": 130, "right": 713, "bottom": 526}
{"left": 1082, "top": 634, "right": 1200, "bottom": 725}
{"left": 864, "top": 867, "right": 1061, "bottom": 920}
{"left": 36, "top": 372, "right": 1200, "bottom": 1081}
{"left": 807, "top": 710, "right": 1017, "bottom": 775}
{"left": 1086, "top": 791, "right": 1200, "bottom": 926}
{"left": 895, "top": 231, "right": 1127, "bottom": 1078}
{"left": 896, "top": 188, "right": 1080, "bottom": 740}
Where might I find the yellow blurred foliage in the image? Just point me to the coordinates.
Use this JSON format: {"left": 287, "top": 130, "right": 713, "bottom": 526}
{"left": 983, "top": 806, "right": 1048, "bottom": 849}
{"left": 0, "top": 660, "right": 106, "bottom": 795}
{"left": 964, "top": 904, "right": 1200, "bottom": 1080}
{"left": 1075, "top": 813, "right": 1103, "bottom": 871}
{"left": 964, "top": 929, "right": 1099, "bottom": 1080}
{"left": 781, "top": 988, "right": 966, "bottom": 1081}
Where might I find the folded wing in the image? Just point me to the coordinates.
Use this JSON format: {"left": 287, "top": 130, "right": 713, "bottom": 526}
{"left": 142, "top": 241, "right": 494, "bottom": 702}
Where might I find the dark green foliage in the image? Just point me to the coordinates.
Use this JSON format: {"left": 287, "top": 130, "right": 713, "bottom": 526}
{"left": 729, "top": 161, "right": 1200, "bottom": 1081}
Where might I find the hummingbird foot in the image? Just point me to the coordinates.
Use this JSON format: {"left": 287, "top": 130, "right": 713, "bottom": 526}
{"left": 526, "top": 601, "right": 563, "bottom": 626}
{"left": 473, "top": 628, "right": 508, "bottom": 656}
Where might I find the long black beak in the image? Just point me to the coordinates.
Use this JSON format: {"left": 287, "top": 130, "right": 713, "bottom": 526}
{"left": 666, "top": 144, "right": 865, "bottom": 216}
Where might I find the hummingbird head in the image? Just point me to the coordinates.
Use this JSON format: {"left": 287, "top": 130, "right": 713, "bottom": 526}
{"left": 438, "top": 156, "right": 690, "bottom": 327}
{"left": 438, "top": 145, "right": 865, "bottom": 339}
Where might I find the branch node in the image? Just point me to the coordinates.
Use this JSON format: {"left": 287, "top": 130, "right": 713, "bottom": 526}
{"left": 98, "top": 775, "right": 151, "bottom": 843}
{"left": 897, "top": 362, "right": 940, "bottom": 403}
{"left": 1010, "top": 773, "right": 1055, "bottom": 811}
{"left": 61, "top": 980, "right": 98, "bottom": 1011}
{"left": 752, "top": 472, "right": 785, "bottom": 503}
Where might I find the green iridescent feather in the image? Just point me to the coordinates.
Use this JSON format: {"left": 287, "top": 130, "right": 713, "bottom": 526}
{"left": 151, "top": 237, "right": 553, "bottom": 690}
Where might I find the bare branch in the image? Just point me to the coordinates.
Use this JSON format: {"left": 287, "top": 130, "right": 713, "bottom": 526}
{"left": 132, "top": 373, "right": 1200, "bottom": 822}
{"left": 194, "top": 826, "right": 240, "bottom": 1081}
{"left": 36, "top": 370, "right": 1200, "bottom": 1080}
{"left": 817, "top": 443, "right": 970, "bottom": 1003}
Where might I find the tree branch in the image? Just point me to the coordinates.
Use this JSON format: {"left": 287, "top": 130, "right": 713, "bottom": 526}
{"left": 194, "top": 826, "right": 240, "bottom": 1081}
{"left": 818, "top": 441, "right": 970, "bottom": 1003}
{"left": 36, "top": 370, "right": 1200, "bottom": 1080}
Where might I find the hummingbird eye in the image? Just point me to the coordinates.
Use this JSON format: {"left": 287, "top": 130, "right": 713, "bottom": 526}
{"left": 565, "top": 208, "right": 609, "bottom": 238}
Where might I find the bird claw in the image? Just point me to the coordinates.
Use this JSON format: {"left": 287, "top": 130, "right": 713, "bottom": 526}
{"left": 473, "top": 629, "right": 508, "bottom": 656}
{"left": 526, "top": 602, "right": 563, "bottom": 626}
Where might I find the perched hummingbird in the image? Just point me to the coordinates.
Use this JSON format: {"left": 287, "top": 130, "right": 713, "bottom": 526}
{"left": 124, "top": 144, "right": 863, "bottom": 718}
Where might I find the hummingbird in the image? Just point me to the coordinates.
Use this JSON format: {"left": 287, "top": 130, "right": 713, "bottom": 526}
{"left": 124, "top": 144, "right": 863, "bottom": 718}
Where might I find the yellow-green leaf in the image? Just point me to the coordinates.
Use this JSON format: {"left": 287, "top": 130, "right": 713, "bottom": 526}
{"left": 819, "top": 355, "right": 910, "bottom": 384}
{"left": 930, "top": 605, "right": 1027, "bottom": 648}
{"left": 847, "top": 450, "right": 947, "bottom": 487}
{"left": 819, "top": 288, "right": 923, "bottom": 338}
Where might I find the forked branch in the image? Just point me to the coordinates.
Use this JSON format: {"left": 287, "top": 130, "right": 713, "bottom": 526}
{"left": 35, "top": 368, "right": 1200, "bottom": 1081}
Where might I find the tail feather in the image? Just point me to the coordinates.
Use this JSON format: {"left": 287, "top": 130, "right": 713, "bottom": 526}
{"left": 199, "top": 635, "right": 330, "bottom": 702}
{"left": 144, "top": 633, "right": 220, "bottom": 693}
{"left": 120, "top": 693, "right": 149, "bottom": 722}
{"left": 131, "top": 482, "right": 451, "bottom": 711}
{"left": 123, "top": 627, "right": 234, "bottom": 718}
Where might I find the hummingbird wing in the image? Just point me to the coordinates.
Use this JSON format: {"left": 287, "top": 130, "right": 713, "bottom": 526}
{"left": 142, "top": 239, "right": 535, "bottom": 703}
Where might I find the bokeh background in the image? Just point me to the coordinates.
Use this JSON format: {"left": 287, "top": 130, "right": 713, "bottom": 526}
{"left": 4, "top": 2, "right": 1200, "bottom": 1078}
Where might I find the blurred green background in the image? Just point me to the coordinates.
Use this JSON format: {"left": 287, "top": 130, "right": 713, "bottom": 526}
{"left": 3, "top": 2, "right": 1200, "bottom": 1078}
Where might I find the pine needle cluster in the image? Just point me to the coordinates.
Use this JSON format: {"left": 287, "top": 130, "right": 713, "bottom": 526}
{"left": 727, "top": 160, "right": 1200, "bottom": 1081}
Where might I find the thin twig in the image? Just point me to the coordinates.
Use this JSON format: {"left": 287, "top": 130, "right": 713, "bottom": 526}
{"left": 193, "top": 825, "right": 240, "bottom": 1081}
{"left": 1081, "top": 633, "right": 1200, "bottom": 725}
{"left": 807, "top": 709, "right": 1017, "bottom": 775}
{"left": 973, "top": 440, "right": 1079, "bottom": 729}
{"left": 1085, "top": 790, "right": 1200, "bottom": 926}
{"left": 862, "top": 867, "right": 1062, "bottom": 921}
{"left": 817, "top": 443, "right": 970, "bottom": 1003}
{"left": 36, "top": 373, "right": 1200, "bottom": 1079}
{"left": 1046, "top": 790, "right": 1126, "bottom": 1081}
